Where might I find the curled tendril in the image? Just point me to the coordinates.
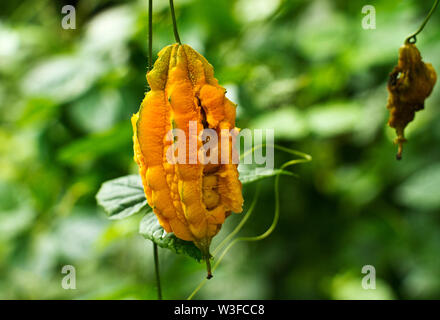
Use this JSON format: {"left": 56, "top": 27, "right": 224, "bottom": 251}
{"left": 404, "top": 0, "right": 439, "bottom": 45}
{"left": 187, "top": 145, "right": 311, "bottom": 300}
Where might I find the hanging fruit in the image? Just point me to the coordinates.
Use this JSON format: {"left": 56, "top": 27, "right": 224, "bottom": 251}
{"left": 386, "top": 41, "right": 437, "bottom": 160}
{"left": 131, "top": 43, "right": 244, "bottom": 278}
{"left": 386, "top": 0, "right": 438, "bottom": 160}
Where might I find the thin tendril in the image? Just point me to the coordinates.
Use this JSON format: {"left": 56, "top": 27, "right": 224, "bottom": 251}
{"left": 169, "top": 0, "right": 182, "bottom": 44}
{"left": 241, "top": 143, "right": 312, "bottom": 162}
{"left": 212, "top": 185, "right": 261, "bottom": 256}
{"left": 214, "top": 145, "right": 310, "bottom": 256}
{"left": 187, "top": 277, "right": 208, "bottom": 300}
{"left": 405, "top": 0, "right": 439, "bottom": 44}
{"left": 188, "top": 186, "right": 260, "bottom": 299}
{"left": 186, "top": 145, "right": 312, "bottom": 300}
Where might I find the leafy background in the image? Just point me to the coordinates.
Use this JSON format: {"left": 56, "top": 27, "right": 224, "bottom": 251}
{"left": 1, "top": 0, "right": 440, "bottom": 299}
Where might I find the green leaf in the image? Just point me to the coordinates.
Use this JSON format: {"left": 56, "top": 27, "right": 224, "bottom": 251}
{"left": 18, "top": 98, "right": 59, "bottom": 126}
{"left": 69, "top": 89, "right": 123, "bottom": 133}
{"left": 306, "top": 102, "right": 362, "bottom": 137}
{"left": 139, "top": 213, "right": 202, "bottom": 262}
{"left": 249, "top": 107, "right": 309, "bottom": 140}
{"left": 21, "top": 55, "right": 105, "bottom": 103}
{"left": 396, "top": 163, "right": 440, "bottom": 211}
{"left": 96, "top": 174, "right": 202, "bottom": 261}
{"left": 96, "top": 163, "right": 295, "bottom": 261}
{"left": 57, "top": 122, "right": 131, "bottom": 164}
{"left": 96, "top": 175, "right": 151, "bottom": 220}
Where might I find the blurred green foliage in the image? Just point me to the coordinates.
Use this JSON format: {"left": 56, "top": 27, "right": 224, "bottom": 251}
{"left": 1, "top": 0, "right": 440, "bottom": 299}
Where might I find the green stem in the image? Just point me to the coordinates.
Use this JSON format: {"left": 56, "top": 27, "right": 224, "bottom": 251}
{"left": 147, "top": 0, "right": 162, "bottom": 301}
{"left": 169, "top": 0, "right": 182, "bottom": 44}
{"left": 148, "top": 0, "right": 153, "bottom": 71}
{"left": 405, "top": 0, "right": 439, "bottom": 44}
{"left": 153, "top": 243, "right": 162, "bottom": 300}
{"left": 205, "top": 256, "right": 213, "bottom": 279}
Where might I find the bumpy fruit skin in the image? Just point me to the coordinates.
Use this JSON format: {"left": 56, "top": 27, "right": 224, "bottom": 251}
{"left": 387, "top": 42, "right": 437, "bottom": 159}
{"left": 132, "top": 44, "right": 243, "bottom": 256}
